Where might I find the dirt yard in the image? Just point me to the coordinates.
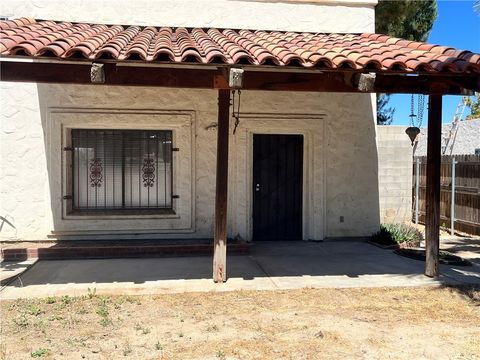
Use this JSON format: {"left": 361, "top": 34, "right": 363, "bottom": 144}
{"left": 1, "top": 287, "right": 479, "bottom": 359}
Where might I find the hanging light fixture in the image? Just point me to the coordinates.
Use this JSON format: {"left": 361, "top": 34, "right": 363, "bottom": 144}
{"left": 405, "top": 94, "right": 425, "bottom": 145}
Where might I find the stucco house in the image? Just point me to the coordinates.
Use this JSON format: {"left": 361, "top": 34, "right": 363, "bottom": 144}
{"left": 1, "top": 0, "right": 479, "bottom": 280}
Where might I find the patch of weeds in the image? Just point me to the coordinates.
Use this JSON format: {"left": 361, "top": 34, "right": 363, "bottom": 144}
{"left": 48, "top": 314, "right": 63, "bottom": 322}
{"left": 13, "top": 314, "right": 29, "bottom": 328}
{"left": 206, "top": 324, "right": 219, "bottom": 332}
{"left": 33, "top": 319, "right": 46, "bottom": 331}
{"left": 27, "top": 303, "right": 43, "bottom": 316}
{"left": 155, "top": 341, "right": 163, "bottom": 351}
{"left": 96, "top": 298, "right": 112, "bottom": 327}
{"left": 87, "top": 287, "right": 97, "bottom": 299}
{"left": 44, "top": 297, "right": 56, "bottom": 304}
{"left": 216, "top": 350, "right": 226, "bottom": 359}
{"left": 31, "top": 348, "right": 50, "bottom": 358}
{"left": 9, "top": 298, "right": 26, "bottom": 311}
{"left": 134, "top": 323, "right": 151, "bottom": 335}
{"left": 61, "top": 295, "right": 72, "bottom": 305}
{"left": 128, "top": 296, "right": 141, "bottom": 305}
{"left": 67, "top": 337, "right": 88, "bottom": 348}
{"left": 99, "top": 317, "right": 112, "bottom": 327}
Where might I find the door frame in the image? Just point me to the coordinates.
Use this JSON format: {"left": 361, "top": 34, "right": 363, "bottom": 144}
{"left": 248, "top": 129, "right": 310, "bottom": 241}
{"left": 251, "top": 133, "right": 305, "bottom": 241}
{"left": 230, "top": 112, "right": 326, "bottom": 241}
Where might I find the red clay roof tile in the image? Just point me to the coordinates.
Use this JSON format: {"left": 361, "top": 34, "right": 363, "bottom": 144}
{"left": 1, "top": 19, "right": 479, "bottom": 74}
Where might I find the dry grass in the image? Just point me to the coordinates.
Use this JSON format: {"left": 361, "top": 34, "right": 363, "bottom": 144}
{"left": 1, "top": 286, "right": 479, "bottom": 359}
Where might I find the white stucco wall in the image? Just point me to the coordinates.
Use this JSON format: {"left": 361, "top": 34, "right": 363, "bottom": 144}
{"left": 0, "top": 0, "right": 376, "bottom": 33}
{"left": 376, "top": 126, "right": 413, "bottom": 224}
{"left": 0, "top": 84, "right": 379, "bottom": 240}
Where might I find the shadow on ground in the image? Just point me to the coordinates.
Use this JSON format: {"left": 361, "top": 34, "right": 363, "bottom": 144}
{"left": 3, "top": 241, "right": 479, "bottom": 290}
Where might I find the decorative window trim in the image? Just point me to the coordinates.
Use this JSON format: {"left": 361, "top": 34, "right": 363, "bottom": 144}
{"left": 46, "top": 108, "right": 195, "bottom": 234}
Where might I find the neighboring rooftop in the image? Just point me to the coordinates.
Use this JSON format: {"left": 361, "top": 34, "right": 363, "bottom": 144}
{"left": 414, "top": 118, "right": 480, "bottom": 156}
{"left": 1, "top": 18, "right": 480, "bottom": 72}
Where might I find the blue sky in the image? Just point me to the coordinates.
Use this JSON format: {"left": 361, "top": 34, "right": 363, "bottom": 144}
{"left": 388, "top": 0, "right": 480, "bottom": 126}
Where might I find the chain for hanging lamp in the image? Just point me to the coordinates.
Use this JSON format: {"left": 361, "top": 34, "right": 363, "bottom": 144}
{"left": 232, "top": 89, "right": 241, "bottom": 135}
{"left": 405, "top": 94, "right": 421, "bottom": 146}
{"left": 417, "top": 94, "right": 425, "bottom": 128}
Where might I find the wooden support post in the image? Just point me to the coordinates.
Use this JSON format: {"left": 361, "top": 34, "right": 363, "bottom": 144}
{"left": 213, "top": 89, "right": 231, "bottom": 282}
{"left": 425, "top": 94, "right": 442, "bottom": 277}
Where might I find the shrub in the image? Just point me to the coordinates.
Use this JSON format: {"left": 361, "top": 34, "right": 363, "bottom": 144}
{"left": 371, "top": 223, "right": 423, "bottom": 246}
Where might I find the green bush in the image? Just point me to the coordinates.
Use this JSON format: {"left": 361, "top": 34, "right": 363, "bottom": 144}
{"left": 371, "top": 223, "right": 423, "bottom": 246}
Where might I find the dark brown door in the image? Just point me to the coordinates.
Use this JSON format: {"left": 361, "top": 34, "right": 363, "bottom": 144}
{"left": 252, "top": 134, "right": 303, "bottom": 241}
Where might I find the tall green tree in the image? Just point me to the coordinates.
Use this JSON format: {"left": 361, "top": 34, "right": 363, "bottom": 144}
{"left": 465, "top": 93, "right": 480, "bottom": 120}
{"left": 375, "top": 0, "right": 437, "bottom": 125}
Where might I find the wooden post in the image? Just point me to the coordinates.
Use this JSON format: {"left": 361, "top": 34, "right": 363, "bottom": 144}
{"left": 213, "top": 89, "right": 231, "bottom": 282}
{"left": 425, "top": 94, "right": 442, "bottom": 277}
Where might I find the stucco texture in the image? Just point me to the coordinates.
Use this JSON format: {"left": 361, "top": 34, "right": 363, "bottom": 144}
{"left": 0, "top": 84, "right": 379, "bottom": 240}
{"left": 0, "top": 0, "right": 375, "bottom": 33}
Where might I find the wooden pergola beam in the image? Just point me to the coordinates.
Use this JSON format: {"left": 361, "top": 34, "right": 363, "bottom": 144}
{"left": 1, "top": 61, "right": 478, "bottom": 95}
{"left": 425, "top": 95, "right": 442, "bottom": 277}
{"left": 213, "top": 89, "right": 231, "bottom": 283}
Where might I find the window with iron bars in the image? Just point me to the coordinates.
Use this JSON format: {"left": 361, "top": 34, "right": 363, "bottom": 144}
{"left": 70, "top": 129, "right": 173, "bottom": 213}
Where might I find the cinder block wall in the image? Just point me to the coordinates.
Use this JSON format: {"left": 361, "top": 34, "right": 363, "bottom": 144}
{"left": 376, "top": 126, "right": 413, "bottom": 224}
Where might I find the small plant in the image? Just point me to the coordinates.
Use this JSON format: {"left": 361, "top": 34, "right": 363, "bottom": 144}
{"left": 27, "top": 304, "right": 43, "bottom": 316}
{"left": 48, "top": 313, "right": 63, "bottom": 321}
{"left": 61, "top": 295, "right": 72, "bottom": 305}
{"left": 370, "top": 223, "right": 423, "bottom": 246}
{"left": 206, "top": 324, "right": 219, "bottom": 332}
{"left": 133, "top": 323, "right": 151, "bottom": 334}
{"left": 87, "top": 287, "right": 97, "bottom": 299}
{"left": 155, "top": 341, "right": 162, "bottom": 351}
{"left": 31, "top": 348, "right": 50, "bottom": 358}
{"left": 216, "top": 350, "right": 226, "bottom": 359}
{"left": 13, "top": 314, "right": 29, "bottom": 328}
{"left": 44, "top": 297, "right": 56, "bottom": 304}
{"left": 96, "top": 298, "right": 112, "bottom": 327}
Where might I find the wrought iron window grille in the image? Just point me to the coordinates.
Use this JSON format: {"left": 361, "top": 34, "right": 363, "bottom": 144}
{"left": 70, "top": 129, "right": 173, "bottom": 212}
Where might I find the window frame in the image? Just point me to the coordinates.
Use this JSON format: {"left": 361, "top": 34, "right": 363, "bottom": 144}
{"left": 52, "top": 109, "right": 194, "bottom": 232}
{"left": 68, "top": 129, "right": 174, "bottom": 215}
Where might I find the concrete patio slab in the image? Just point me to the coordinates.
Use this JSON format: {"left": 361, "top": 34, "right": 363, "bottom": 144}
{"left": 1, "top": 241, "right": 479, "bottom": 299}
{"left": 440, "top": 236, "right": 480, "bottom": 266}
{"left": 1, "top": 259, "right": 38, "bottom": 287}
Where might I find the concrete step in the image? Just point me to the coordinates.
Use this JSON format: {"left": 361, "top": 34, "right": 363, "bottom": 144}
{"left": 1, "top": 240, "right": 249, "bottom": 261}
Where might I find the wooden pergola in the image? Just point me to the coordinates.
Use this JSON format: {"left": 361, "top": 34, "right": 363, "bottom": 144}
{"left": 1, "top": 28, "right": 479, "bottom": 281}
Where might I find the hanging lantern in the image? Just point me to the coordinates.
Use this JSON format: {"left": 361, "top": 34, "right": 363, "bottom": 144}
{"left": 405, "top": 94, "right": 425, "bottom": 146}
{"left": 405, "top": 126, "right": 420, "bottom": 145}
